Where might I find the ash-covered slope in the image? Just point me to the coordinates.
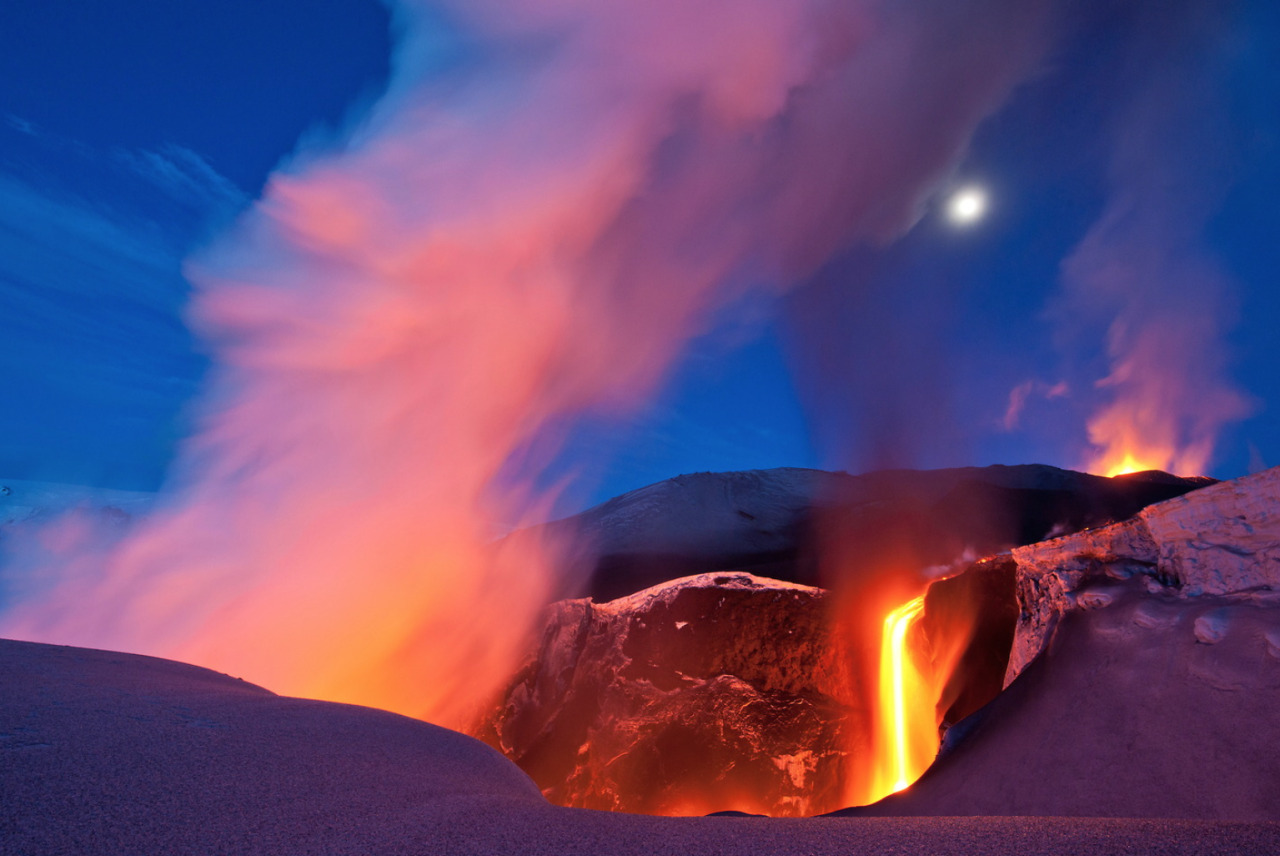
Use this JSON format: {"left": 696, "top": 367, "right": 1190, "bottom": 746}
{"left": 0, "top": 638, "right": 542, "bottom": 854}
{"left": 5, "top": 635, "right": 1277, "bottom": 856}
{"left": 538, "top": 466, "right": 1211, "bottom": 600}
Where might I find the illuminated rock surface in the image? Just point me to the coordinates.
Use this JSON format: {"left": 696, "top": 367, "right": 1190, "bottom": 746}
{"left": 480, "top": 572, "right": 861, "bottom": 817}
{"left": 487, "top": 466, "right": 1212, "bottom": 817}
{"left": 1006, "top": 466, "right": 1280, "bottom": 684}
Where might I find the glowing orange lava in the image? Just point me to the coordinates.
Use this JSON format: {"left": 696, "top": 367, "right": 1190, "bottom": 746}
{"left": 868, "top": 595, "right": 931, "bottom": 800}
{"left": 1092, "top": 449, "right": 1169, "bottom": 478}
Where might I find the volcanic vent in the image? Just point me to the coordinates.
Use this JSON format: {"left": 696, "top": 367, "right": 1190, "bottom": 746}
{"left": 479, "top": 464, "right": 1213, "bottom": 815}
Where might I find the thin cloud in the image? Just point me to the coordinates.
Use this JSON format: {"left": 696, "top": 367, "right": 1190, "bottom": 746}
{"left": 1002, "top": 380, "right": 1069, "bottom": 431}
{"left": 116, "top": 144, "right": 247, "bottom": 214}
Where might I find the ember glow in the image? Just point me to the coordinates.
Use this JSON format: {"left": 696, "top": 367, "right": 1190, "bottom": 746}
{"left": 1065, "top": 4, "right": 1254, "bottom": 482}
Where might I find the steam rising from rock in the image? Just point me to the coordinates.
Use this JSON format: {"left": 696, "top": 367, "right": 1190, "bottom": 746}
{"left": 0, "top": 0, "right": 1055, "bottom": 724}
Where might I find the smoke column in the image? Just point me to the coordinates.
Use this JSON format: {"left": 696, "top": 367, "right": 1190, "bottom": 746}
{"left": 1062, "top": 2, "right": 1254, "bottom": 477}
{"left": 0, "top": 0, "right": 1055, "bottom": 726}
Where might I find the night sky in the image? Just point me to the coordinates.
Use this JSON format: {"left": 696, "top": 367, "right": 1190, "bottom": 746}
{"left": 2, "top": 0, "right": 1278, "bottom": 509}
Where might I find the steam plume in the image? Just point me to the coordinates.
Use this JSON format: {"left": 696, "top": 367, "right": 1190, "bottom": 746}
{"left": 1, "top": 0, "right": 1054, "bottom": 725}
{"left": 1064, "top": 3, "right": 1254, "bottom": 476}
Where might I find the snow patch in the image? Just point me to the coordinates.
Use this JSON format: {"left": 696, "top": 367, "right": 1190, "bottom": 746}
{"left": 1006, "top": 467, "right": 1280, "bottom": 685}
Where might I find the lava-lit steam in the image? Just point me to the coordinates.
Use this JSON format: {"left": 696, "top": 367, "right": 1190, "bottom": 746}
{"left": 1066, "top": 3, "right": 1253, "bottom": 479}
{"left": 1, "top": 0, "right": 1055, "bottom": 728}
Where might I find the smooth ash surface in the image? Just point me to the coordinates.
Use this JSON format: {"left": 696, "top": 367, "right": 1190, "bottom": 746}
{"left": 3, "top": 638, "right": 1278, "bottom": 855}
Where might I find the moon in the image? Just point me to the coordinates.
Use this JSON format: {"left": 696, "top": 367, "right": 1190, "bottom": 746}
{"left": 945, "top": 186, "right": 988, "bottom": 226}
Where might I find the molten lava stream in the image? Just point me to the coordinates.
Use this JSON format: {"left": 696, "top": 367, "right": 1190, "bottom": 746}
{"left": 867, "top": 594, "right": 935, "bottom": 803}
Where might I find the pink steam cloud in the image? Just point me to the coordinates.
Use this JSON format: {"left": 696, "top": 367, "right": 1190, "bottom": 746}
{"left": 1061, "top": 2, "right": 1254, "bottom": 477}
{"left": 0, "top": 0, "right": 1057, "bottom": 726}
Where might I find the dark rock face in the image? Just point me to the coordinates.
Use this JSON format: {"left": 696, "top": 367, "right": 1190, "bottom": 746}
{"left": 920, "top": 555, "right": 1019, "bottom": 728}
{"left": 479, "top": 573, "right": 863, "bottom": 817}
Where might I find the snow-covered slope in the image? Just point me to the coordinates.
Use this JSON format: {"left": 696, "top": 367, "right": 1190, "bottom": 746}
{"left": 537, "top": 465, "right": 1211, "bottom": 600}
{"left": 5, "top": 640, "right": 1275, "bottom": 854}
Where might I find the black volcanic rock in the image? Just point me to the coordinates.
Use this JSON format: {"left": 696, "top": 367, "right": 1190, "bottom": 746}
{"left": 478, "top": 572, "right": 862, "bottom": 817}
{"left": 534, "top": 466, "right": 1212, "bottom": 601}
{"left": 920, "top": 555, "right": 1020, "bottom": 728}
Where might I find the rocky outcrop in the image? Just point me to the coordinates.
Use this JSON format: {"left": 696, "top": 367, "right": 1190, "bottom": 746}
{"left": 479, "top": 572, "right": 862, "bottom": 817}
{"left": 919, "top": 555, "right": 1019, "bottom": 728}
{"left": 1005, "top": 466, "right": 1280, "bottom": 685}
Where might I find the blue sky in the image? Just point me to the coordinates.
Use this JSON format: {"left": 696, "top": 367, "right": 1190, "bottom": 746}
{"left": 0, "top": 0, "right": 391, "bottom": 488}
{"left": 2, "top": 0, "right": 1278, "bottom": 508}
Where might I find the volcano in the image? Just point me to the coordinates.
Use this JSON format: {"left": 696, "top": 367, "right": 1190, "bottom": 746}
{"left": 4, "top": 465, "right": 1280, "bottom": 855}
{"left": 536, "top": 464, "right": 1212, "bottom": 600}
{"left": 483, "top": 464, "right": 1214, "bottom": 814}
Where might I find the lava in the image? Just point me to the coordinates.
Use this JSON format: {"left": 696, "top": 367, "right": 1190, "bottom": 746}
{"left": 866, "top": 594, "right": 933, "bottom": 802}
{"left": 883, "top": 595, "right": 927, "bottom": 794}
{"left": 1100, "top": 452, "right": 1162, "bottom": 478}
{"left": 1089, "top": 440, "right": 1177, "bottom": 479}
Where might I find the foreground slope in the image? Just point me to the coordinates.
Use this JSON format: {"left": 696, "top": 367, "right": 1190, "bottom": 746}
{"left": 4, "top": 638, "right": 1277, "bottom": 855}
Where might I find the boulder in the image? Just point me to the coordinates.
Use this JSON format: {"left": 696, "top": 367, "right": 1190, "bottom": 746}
{"left": 479, "top": 572, "right": 862, "bottom": 817}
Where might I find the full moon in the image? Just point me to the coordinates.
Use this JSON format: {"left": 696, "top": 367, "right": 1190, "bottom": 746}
{"left": 946, "top": 186, "right": 988, "bottom": 225}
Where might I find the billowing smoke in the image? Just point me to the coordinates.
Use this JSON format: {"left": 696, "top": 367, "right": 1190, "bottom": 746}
{"left": 0, "top": 0, "right": 1055, "bottom": 726}
{"left": 1062, "top": 2, "right": 1254, "bottom": 476}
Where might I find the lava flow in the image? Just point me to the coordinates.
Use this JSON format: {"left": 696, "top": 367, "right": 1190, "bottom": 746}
{"left": 866, "top": 594, "right": 932, "bottom": 802}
